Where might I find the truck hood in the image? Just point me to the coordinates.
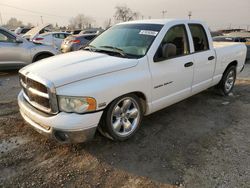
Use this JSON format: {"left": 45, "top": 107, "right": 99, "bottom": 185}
{"left": 21, "top": 51, "right": 138, "bottom": 87}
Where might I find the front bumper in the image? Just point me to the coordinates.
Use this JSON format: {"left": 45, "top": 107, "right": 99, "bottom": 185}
{"left": 18, "top": 91, "right": 103, "bottom": 143}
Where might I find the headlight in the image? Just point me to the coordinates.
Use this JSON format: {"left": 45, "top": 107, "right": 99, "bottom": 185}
{"left": 58, "top": 96, "right": 96, "bottom": 113}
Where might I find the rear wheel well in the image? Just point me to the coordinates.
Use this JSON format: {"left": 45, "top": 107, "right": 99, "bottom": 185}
{"left": 224, "top": 61, "right": 237, "bottom": 74}
{"left": 33, "top": 52, "right": 54, "bottom": 62}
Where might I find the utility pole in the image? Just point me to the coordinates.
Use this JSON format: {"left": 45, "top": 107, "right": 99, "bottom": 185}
{"left": 0, "top": 12, "right": 3, "bottom": 26}
{"left": 162, "top": 10, "right": 167, "bottom": 18}
{"left": 40, "top": 16, "right": 43, "bottom": 24}
{"left": 188, "top": 11, "right": 192, "bottom": 20}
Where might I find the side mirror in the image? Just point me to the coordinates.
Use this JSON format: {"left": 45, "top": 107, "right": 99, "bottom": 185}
{"left": 15, "top": 37, "right": 23, "bottom": 44}
{"left": 162, "top": 43, "right": 177, "bottom": 59}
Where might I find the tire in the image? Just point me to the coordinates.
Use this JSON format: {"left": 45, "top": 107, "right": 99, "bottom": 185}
{"left": 34, "top": 54, "right": 53, "bottom": 62}
{"left": 217, "top": 65, "right": 236, "bottom": 96}
{"left": 99, "top": 94, "right": 143, "bottom": 141}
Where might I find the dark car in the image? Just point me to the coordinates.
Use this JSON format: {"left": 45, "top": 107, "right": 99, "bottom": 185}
{"left": 61, "top": 34, "right": 97, "bottom": 53}
{"left": 70, "top": 30, "right": 82, "bottom": 35}
{"left": 213, "top": 36, "right": 247, "bottom": 43}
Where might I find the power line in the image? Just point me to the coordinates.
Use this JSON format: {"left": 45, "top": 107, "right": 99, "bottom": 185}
{"left": 0, "top": 12, "right": 3, "bottom": 25}
{"left": 0, "top": 2, "right": 70, "bottom": 19}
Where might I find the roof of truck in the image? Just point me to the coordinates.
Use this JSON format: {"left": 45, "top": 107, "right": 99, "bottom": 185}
{"left": 118, "top": 19, "right": 202, "bottom": 25}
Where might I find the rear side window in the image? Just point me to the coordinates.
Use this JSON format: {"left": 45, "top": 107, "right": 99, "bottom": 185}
{"left": 53, "top": 33, "right": 66, "bottom": 39}
{"left": 189, "top": 24, "right": 209, "bottom": 52}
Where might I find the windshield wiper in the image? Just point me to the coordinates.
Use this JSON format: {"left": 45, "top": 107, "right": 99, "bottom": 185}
{"left": 99, "top": 45, "right": 127, "bottom": 57}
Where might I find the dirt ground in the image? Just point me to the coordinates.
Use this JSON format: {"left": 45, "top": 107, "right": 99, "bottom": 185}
{"left": 0, "top": 63, "right": 250, "bottom": 188}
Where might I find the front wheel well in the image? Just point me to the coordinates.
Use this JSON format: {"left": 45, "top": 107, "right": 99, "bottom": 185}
{"left": 105, "top": 92, "right": 148, "bottom": 115}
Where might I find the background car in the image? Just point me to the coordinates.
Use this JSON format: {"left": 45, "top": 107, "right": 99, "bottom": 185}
{"left": 70, "top": 29, "right": 82, "bottom": 35}
{"left": 213, "top": 36, "right": 247, "bottom": 43}
{"left": 33, "top": 32, "right": 71, "bottom": 49}
{"left": 61, "top": 33, "right": 97, "bottom": 53}
{"left": 14, "top": 27, "right": 32, "bottom": 37}
{"left": 79, "top": 28, "right": 104, "bottom": 35}
{"left": 0, "top": 27, "right": 59, "bottom": 70}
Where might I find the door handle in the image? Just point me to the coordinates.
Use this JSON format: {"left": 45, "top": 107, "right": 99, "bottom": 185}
{"left": 208, "top": 56, "right": 215, "bottom": 61}
{"left": 184, "top": 62, "right": 194, "bottom": 67}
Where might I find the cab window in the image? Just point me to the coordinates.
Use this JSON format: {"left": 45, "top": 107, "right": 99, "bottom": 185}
{"left": 188, "top": 24, "right": 209, "bottom": 52}
{"left": 154, "top": 25, "right": 190, "bottom": 61}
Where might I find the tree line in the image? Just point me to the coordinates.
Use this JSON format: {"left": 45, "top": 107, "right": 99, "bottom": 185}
{"left": 2, "top": 5, "right": 139, "bottom": 30}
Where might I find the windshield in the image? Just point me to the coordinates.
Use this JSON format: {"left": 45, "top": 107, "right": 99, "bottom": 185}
{"left": 88, "top": 24, "right": 163, "bottom": 58}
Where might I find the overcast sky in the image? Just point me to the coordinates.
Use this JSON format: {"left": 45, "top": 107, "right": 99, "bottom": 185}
{"left": 0, "top": 0, "right": 249, "bottom": 30}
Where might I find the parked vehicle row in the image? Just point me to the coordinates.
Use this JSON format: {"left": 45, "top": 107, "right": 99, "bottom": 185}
{"left": 33, "top": 32, "right": 71, "bottom": 49}
{"left": 0, "top": 26, "right": 59, "bottom": 70}
{"left": 18, "top": 19, "right": 247, "bottom": 143}
{"left": 0, "top": 24, "right": 104, "bottom": 70}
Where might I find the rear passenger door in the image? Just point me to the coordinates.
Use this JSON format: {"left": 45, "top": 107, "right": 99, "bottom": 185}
{"left": 188, "top": 24, "right": 216, "bottom": 94}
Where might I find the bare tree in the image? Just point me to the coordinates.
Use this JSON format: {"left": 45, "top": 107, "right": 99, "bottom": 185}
{"left": 27, "top": 23, "right": 34, "bottom": 28}
{"left": 114, "top": 5, "right": 139, "bottom": 23}
{"left": 69, "top": 14, "right": 94, "bottom": 30}
{"left": 4, "top": 17, "right": 23, "bottom": 29}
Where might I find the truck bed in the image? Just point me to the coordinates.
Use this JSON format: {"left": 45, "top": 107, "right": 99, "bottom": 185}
{"left": 213, "top": 42, "right": 246, "bottom": 76}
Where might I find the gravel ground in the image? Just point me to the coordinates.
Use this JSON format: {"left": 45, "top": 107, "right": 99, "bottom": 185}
{"left": 0, "top": 63, "right": 250, "bottom": 188}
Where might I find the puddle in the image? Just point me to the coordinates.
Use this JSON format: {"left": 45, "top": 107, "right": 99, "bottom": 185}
{"left": 0, "top": 136, "right": 30, "bottom": 154}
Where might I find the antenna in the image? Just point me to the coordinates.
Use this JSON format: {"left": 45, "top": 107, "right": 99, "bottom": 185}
{"left": 40, "top": 16, "right": 43, "bottom": 24}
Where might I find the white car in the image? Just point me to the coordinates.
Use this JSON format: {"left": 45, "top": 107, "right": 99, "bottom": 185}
{"left": 33, "top": 32, "right": 71, "bottom": 49}
{"left": 14, "top": 27, "right": 31, "bottom": 37}
{"left": 18, "top": 19, "right": 247, "bottom": 143}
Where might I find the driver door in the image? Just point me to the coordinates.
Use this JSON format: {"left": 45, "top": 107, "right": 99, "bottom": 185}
{"left": 149, "top": 24, "right": 194, "bottom": 112}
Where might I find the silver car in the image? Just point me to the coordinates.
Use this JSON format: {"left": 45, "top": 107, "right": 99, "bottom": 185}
{"left": 0, "top": 27, "right": 59, "bottom": 70}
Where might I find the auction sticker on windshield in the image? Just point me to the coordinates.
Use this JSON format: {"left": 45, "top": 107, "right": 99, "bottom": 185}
{"left": 139, "top": 30, "right": 159, "bottom": 36}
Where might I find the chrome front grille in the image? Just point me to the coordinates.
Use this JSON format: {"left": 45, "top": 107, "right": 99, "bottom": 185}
{"left": 19, "top": 72, "right": 58, "bottom": 114}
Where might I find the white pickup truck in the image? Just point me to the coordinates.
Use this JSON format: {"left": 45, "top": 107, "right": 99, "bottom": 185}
{"left": 18, "top": 19, "right": 247, "bottom": 143}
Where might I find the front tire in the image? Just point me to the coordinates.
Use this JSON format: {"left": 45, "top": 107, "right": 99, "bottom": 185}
{"left": 217, "top": 66, "right": 236, "bottom": 96}
{"left": 99, "top": 94, "right": 143, "bottom": 141}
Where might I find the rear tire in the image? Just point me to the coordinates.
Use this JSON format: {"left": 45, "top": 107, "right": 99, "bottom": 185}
{"left": 217, "top": 66, "right": 236, "bottom": 96}
{"left": 34, "top": 54, "right": 53, "bottom": 62}
{"left": 99, "top": 94, "right": 143, "bottom": 141}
